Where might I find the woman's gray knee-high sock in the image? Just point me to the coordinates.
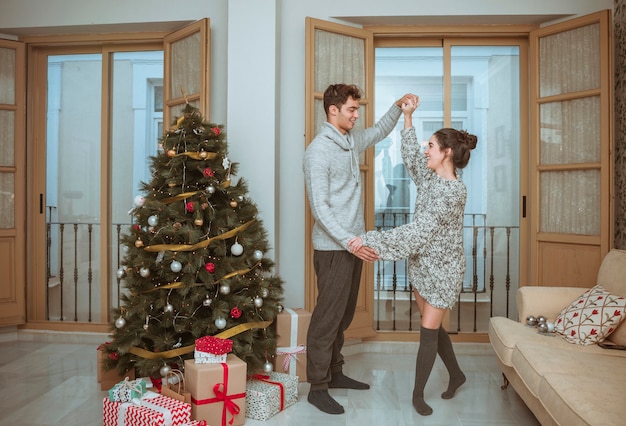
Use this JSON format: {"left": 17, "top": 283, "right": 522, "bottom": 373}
{"left": 412, "top": 326, "right": 439, "bottom": 416}
{"left": 438, "top": 326, "right": 466, "bottom": 399}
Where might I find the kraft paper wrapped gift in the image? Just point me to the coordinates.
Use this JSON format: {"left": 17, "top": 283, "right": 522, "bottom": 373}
{"left": 274, "top": 307, "right": 310, "bottom": 382}
{"left": 245, "top": 372, "right": 298, "bottom": 421}
{"left": 97, "top": 343, "right": 136, "bottom": 390}
{"left": 184, "top": 354, "right": 246, "bottom": 426}
{"left": 103, "top": 390, "right": 192, "bottom": 426}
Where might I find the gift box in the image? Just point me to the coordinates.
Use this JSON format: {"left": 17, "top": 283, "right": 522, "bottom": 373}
{"left": 98, "top": 343, "right": 136, "bottom": 390}
{"left": 194, "top": 335, "right": 233, "bottom": 364}
{"left": 245, "top": 372, "right": 298, "bottom": 421}
{"left": 108, "top": 377, "right": 148, "bottom": 402}
{"left": 275, "top": 307, "right": 310, "bottom": 382}
{"left": 103, "top": 391, "right": 192, "bottom": 426}
{"left": 184, "top": 354, "right": 246, "bottom": 426}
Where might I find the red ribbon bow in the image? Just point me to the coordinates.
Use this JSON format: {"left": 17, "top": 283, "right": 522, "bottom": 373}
{"left": 251, "top": 374, "right": 285, "bottom": 411}
{"left": 191, "top": 363, "right": 245, "bottom": 426}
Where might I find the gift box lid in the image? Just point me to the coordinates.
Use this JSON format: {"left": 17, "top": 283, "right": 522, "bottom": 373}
{"left": 195, "top": 335, "right": 233, "bottom": 355}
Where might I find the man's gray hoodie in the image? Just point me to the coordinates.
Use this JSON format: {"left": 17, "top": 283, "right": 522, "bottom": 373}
{"left": 303, "top": 103, "right": 402, "bottom": 251}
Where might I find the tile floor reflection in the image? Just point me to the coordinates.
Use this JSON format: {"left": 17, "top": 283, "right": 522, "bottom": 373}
{"left": 0, "top": 338, "right": 539, "bottom": 426}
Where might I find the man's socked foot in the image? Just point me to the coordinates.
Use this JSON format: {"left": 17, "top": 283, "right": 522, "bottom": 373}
{"left": 307, "top": 389, "right": 345, "bottom": 414}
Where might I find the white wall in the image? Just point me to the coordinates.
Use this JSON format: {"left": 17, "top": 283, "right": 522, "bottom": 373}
{"left": 0, "top": 0, "right": 614, "bottom": 308}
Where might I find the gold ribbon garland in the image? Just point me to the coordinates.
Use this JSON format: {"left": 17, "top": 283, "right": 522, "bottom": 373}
{"left": 143, "top": 219, "right": 255, "bottom": 253}
{"left": 160, "top": 179, "right": 231, "bottom": 205}
{"left": 128, "top": 320, "right": 273, "bottom": 360}
{"left": 142, "top": 265, "right": 257, "bottom": 293}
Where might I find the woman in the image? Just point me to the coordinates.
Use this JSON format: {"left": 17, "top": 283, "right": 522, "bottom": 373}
{"left": 348, "top": 95, "right": 478, "bottom": 416}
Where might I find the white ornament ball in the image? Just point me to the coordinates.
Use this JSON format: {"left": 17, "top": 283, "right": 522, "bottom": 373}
{"left": 263, "top": 361, "right": 274, "bottom": 373}
{"left": 143, "top": 323, "right": 149, "bottom": 330}
{"left": 148, "top": 215, "right": 158, "bottom": 226}
{"left": 546, "top": 321, "right": 555, "bottom": 333}
{"left": 207, "top": 185, "right": 216, "bottom": 194}
{"left": 252, "top": 250, "right": 263, "bottom": 261}
{"left": 254, "top": 296, "right": 264, "bottom": 308}
{"left": 231, "top": 242, "right": 244, "bottom": 256}
{"left": 134, "top": 195, "right": 146, "bottom": 207}
{"left": 203, "top": 297, "right": 212, "bottom": 307}
{"left": 116, "top": 267, "right": 126, "bottom": 279}
{"left": 170, "top": 260, "right": 182, "bottom": 273}
{"left": 139, "top": 267, "right": 150, "bottom": 278}
{"left": 164, "top": 303, "right": 174, "bottom": 313}
{"left": 115, "top": 317, "right": 126, "bottom": 329}
{"left": 260, "top": 288, "right": 269, "bottom": 298}
{"left": 277, "top": 305, "right": 283, "bottom": 313}
{"left": 219, "top": 284, "right": 231, "bottom": 295}
{"left": 160, "top": 364, "right": 171, "bottom": 377}
{"left": 215, "top": 317, "right": 227, "bottom": 329}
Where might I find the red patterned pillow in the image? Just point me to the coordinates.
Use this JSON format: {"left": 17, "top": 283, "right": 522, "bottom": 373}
{"left": 554, "top": 285, "right": 626, "bottom": 345}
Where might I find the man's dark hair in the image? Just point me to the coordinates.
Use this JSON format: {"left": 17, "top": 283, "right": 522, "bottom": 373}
{"left": 323, "top": 84, "right": 362, "bottom": 115}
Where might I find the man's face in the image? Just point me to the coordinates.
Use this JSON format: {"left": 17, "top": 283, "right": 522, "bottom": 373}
{"left": 329, "top": 96, "right": 360, "bottom": 134}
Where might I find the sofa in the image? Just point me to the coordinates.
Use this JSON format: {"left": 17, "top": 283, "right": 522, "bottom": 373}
{"left": 488, "top": 249, "right": 626, "bottom": 426}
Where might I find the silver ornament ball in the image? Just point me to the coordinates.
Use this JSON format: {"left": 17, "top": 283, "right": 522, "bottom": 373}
{"left": 526, "top": 315, "right": 537, "bottom": 326}
{"left": 116, "top": 267, "right": 126, "bottom": 279}
{"left": 215, "top": 317, "right": 227, "bottom": 329}
{"left": 148, "top": 215, "right": 158, "bottom": 226}
{"left": 170, "top": 260, "right": 182, "bottom": 273}
{"left": 230, "top": 242, "right": 244, "bottom": 256}
{"left": 139, "top": 267, "right": 150, "bottom": 278}
{"left": 263, "top": 361, "right": 274, "bottom": 373}
{"left": 203, "top": 297, "right": 212, "bottom": 307}
{"left": 254, "top": 296, "right": 264, "bottom": 308}
{"left": 160, "top": 364, "right": 171, "bottom": 377}
{"left": 164, "top": 303, "right": 174, "bottom": 313}
{"left": 252, "top": 250, "right": 263, "bottom": 261}
{"left": 219, "top": 284, "right": 231, "bottom": 295}
{"left": 115, "top": 317, "right": 126, "bottom": 329}
{"left": 260, "top": 288, "right": 269, "bottom": 298}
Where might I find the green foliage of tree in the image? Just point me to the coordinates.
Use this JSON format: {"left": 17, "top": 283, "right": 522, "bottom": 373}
{"left": 102, "top": 104, "right": 283, "bottom": 378}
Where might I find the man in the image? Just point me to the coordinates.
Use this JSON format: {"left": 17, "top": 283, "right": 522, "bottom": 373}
{"left": 303, "top": 84, "right": 414, "bottom": 414}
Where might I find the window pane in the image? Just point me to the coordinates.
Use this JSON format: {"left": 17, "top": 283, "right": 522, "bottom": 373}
{"left": 111, "top": 50, "right": 164, "bottom": 307}
{"left": 539, "top": 23, "right": 600, "bottom": 97}
{"left": 0, "top": 110, "right": 14, "bottom": 167}
{"left": 540, "top": 97, "right": 600, "bottom": 165}
{"left": 170, "top": 32, "right": 201, "bottom": 98}
{"left": 0, "top": 47, "right": 15, "bottom": 104}
{"left": 540, "top": 170, "right": 600, "bottom": 235}
{"left": 314, "top": 29, "right": 365, "bottom": 93}
{"left": 0, "top": 172, "right": 14, "bottom": 229}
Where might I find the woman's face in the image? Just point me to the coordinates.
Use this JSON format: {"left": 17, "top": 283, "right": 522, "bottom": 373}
{"left": 424, "top": 135, "right": 449, "bottom": 171}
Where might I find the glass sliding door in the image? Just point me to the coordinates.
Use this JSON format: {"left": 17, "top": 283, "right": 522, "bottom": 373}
{"left": 373, "top": 43, "right": 521, "bottom": 332}
{"left": 44, "top": 48, "right": 163, "bottom": 323}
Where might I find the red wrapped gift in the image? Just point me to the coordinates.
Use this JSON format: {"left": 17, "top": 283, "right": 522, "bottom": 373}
{"left": 184, "top": 354, "right": 246, "bottom": 426}
{"left": 274, "top": 307, "right": 311, "bottom": 382}
{"left": 194, "top": 335, "right": 233, "bottom": 364}
{"left": 103, "top": 391, "right": 191, "bottom": 426}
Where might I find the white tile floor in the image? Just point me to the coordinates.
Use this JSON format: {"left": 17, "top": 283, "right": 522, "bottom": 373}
{"left": 0, "top": 337, "right": 540, "bottom": 426}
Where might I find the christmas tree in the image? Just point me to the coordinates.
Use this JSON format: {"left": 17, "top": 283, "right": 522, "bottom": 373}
{"left": 102, "top": 104, "right": 284, "bottom": 379}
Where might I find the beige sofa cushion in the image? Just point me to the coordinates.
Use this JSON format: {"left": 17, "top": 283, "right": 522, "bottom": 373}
{"left": 539, "top": 372, "right": 626, "bottom": 426}
{"left": 488, "top": 317, "right": 626, "bottom": 368}
{"left": 596, "top": 249, "right": 626, "bottom": 346}
{"left": 510, "top": 341, "right": 624, "bottom": 398}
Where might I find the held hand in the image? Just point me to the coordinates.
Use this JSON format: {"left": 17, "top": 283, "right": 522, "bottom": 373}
{"left": 348, "top": 236, "right": 363, "bottom": 253}
{"left": 401, "top": 95, "right": 420, "bottom": 114}
{"left": 353, "top": 246, "right": 380, "bottom": 262}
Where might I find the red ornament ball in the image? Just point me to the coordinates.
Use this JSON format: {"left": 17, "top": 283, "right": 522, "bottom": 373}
{"left": 205, "top": 262, "right": 215, "bottom": 273}
{"left": 108, "top": 351, "right": 119, "bottom": 360}
{"left": 203, "top": 168, "right": 214, "bottom": 178}
{"left": 230, "top": 307, "right": 242, "bottom": 319}
{"left": 186, "top": 202, "right": 195, "bottom": 213}
{"left": 212, "top": 127, "right": 221, "bottom": 136}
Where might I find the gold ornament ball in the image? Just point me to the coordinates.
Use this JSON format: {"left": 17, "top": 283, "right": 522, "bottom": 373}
{"left": 167, "top": 149, "right": 176, "bottom": 157}
{"left": 135, "top": 239, "right": 144, "bottom": 248}
{"left": 194, "top": 218, "right": 204, "bottom": 226}
{"left": 199, "top": 151, "right": 208, "bottom": 159}
{"left": 229, "top": 200, "right": 238, "bottom": 208}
